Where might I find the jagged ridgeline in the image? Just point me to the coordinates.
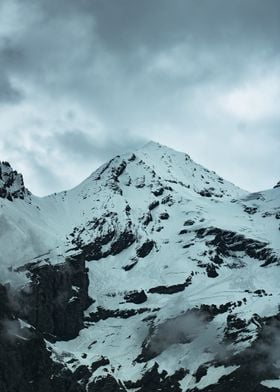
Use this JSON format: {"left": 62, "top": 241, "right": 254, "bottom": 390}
{"left": 0, "top": 142, "right": 279, "bottom": 392}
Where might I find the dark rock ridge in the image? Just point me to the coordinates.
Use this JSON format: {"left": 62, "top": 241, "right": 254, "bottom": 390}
{"left": 148, "top": 275, "right": 192, "bottom": 294}
{"left": 194, "top": 226, "right": 279, "bottom": 267}
{"left": 18, "top": 255, "right": 92, "bottom": 341}
{"left": 69, "top": 217, "right": 136, "bottom": 261}
{"left": 124, "top": 290, "right": 148, "bottom": 304}
{"left": 0, "top": 161, "right": 30, "bottom": 201}
{"left": 124, "top": 363, "right": 188, "bottom": 392}
{"left": 91, "top": 356, "right": 110, "bottom": 373}
{"left": 136, "top": 240, "right": 155, "bottom": 258}
{"left": 85, "top": 305, "right": 154, "bottom": 323}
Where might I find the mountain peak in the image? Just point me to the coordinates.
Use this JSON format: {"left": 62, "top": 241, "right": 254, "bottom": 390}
{"left": 0, "top": 161, "right": 30, "bottom": 201}
{"left": 139, "top": 140, "right": 166, "bottom": 149}
{"left": 78, "top": 141, "right": 247, "bottom": 206}
{"left": 138, "top": 140, "right": 188, "bottom": 156}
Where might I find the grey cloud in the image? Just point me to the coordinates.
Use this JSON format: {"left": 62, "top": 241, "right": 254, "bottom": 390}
{"left": 27, "top": 158, "right": 62, "bottom": 195}
{"left": 89, "top": 0, "right": 280, "bottom": 55}
{"left": 3, "top": 0, "right": 279, "bottom": 94}
{"left": 0, "top": 0, "right": 276, "bottom": 115}
{"left": 0, "top": 0, "right": 279, "bottom": 193}
{"left": 55, "top": 129, "right": 148, "bottom": 161}
{"left": 33, "top": 0, "right": 280, "bottom": 54}
{"left": 0, "top": 44, "right": 23, "bottom": 103}
{"left": 0, "top": 75, "right": 22, "bottom": 103}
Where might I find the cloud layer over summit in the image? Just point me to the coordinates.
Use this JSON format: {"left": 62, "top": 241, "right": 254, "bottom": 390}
{"left": 0, "top": 0, "right": 279, "bottom": 195}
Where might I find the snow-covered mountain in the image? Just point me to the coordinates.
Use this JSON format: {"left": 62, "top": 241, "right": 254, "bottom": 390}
{"left": 0, "top": 141, "right": 279, "bottom": 392}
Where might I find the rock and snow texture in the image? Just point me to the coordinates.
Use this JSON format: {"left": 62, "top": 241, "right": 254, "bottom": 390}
{"left": 0, "top": 141, "right": 279, "bottom": 392}
{"left": 0, "top": 161, "right": 30, "bottom": 201}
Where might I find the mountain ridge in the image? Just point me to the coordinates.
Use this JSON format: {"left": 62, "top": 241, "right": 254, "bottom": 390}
{"left": 0, "top": 142, "right": 279, "bottom": 392}
{"left": 1, "top": 141, "right": 249, "bottom": 200}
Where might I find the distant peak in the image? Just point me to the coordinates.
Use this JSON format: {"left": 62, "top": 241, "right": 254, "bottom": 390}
{"left": 0, "top": 161, "right": 30, "bottom": 201}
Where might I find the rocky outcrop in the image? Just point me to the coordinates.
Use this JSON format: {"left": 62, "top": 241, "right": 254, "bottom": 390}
{"left": 0, "top": 283, "right": 13, "bottom": 319}
{"left": 70, "top": 220, "right": 136, "bottom": 261}
{"left": 136, "top": 240, "right": 155, "bottom": 258}
{"left": 0, "top": 161, "right": 30, "bottom": 201}
{"left": 85, "top": 306, "right": 151, "bottom": 323}
{"left": 91, "top": 357, "right": 110, "bottom": 373}
{"left": 110, "top": 230, "right": 136, "bottom": 255}
{"left": 124, "top": 290, "right": 147, "bottom": 304}
{"left": 195, "top": 227, "right": 279, "bottom": 267}
{"left": 148, "top": 200, "right": 160, "bottom": 210}
{"left": 88, "top": 375, "right": 126, "bottom": 392}
{"left": 148, "top": 275, "right": 192, "bottom": 294}
{"left": 18, "top": 255, "right": 92, "bottom": 341}
{"left": 124, "top": 363, "right": 188, "bottom": 392}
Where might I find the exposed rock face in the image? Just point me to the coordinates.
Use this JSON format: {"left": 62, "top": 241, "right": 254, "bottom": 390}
{"left": 0, "top": 284, "right": 84, "bottom": 392}
{"left": 88, "top": 375, "right": 126, "bottom": 392}
{"left": 110, "top": 230, "right": 136, "bottom": 255}
{"left": 148, "top": 275, "right": 192, "bottom": 294}
{"left": 124, "top": 290, "right": 147, "bottom": 304}
{"left": 136, "top": 240, "right": 155, "bottom": 258}
{"left": 0, "top": 283, "right": 12, "bottom": 319}
{"left": 0, "top": 330, "right": 85, "bottom": 392}
{"left": 19, "top": 256, "right": 92, "bottom": 341}
{"left": 85, "top": 305, "right": 151, "bottom": 323}
{"left": 124, "top": 363, "right": 188, "bottom": 392}
{"left": 194, "top": 226, "right": 280, "bottom": 268}
{"left": 70, "top": 218, "right": 136, "bottom": 261}
{"left": 91, "top": 357, "right": 110, "bottom": 373}
{"left": 0, "top": 161, "right": 29, "bottom": 200}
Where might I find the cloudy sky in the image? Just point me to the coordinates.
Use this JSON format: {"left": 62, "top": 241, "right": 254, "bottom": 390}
{"left": 0, "top": 0, "right": 279, "bottom": 195}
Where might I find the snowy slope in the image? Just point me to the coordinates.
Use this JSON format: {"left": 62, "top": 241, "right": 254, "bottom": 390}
{"left": 0, "top": 141, "right": 279, "bottom": 392}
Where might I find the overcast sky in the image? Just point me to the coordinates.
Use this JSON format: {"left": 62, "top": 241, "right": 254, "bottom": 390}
{"left": 0, "top": 0, "right": 279, "bottom": 195}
